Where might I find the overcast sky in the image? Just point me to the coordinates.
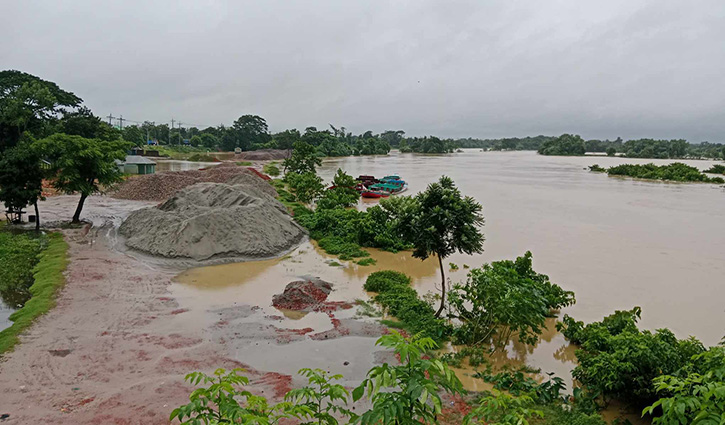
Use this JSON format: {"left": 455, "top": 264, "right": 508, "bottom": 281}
{"left": 2, "top": 1, "right": 725, "bottom": 141}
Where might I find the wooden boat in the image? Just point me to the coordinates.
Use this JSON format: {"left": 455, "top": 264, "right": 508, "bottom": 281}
{"left": 360, "top": 179, "right": 408, "bottom": 198}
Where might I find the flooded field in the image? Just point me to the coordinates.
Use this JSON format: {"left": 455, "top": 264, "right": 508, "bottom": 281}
{"left": 173, "top": 150, "right": 725, "bottom": 400}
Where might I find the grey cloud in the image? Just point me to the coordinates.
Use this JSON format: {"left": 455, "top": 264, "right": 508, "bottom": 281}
{"left": 2, "top": 0, "right": 724, "bottom": 141}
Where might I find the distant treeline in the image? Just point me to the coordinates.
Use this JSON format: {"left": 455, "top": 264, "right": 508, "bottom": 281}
{"left": 538, "top": 134, "right": 725, "bottom": 159}
{"left": 455, "top": 135, "right": 555, "bottom": 151}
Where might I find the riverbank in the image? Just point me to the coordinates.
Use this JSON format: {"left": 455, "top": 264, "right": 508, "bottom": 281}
{"left": 0, "top": 232, "right": 67, "bottom": 353}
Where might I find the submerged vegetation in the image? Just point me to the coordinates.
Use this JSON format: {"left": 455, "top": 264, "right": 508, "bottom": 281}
{"left": 590, "top": 162, "right": 725, "bottom": 183}
{"left": 538, "top": 134, "right": 587, "bottom": 156}
{"left": 704, "top": 164, "right": 725, "bottom": 174}
{"left": 0, "top": 232, "right": 67, "bottom": 354}
{"left": 0, "top": 226, "right": 46, "bottom": 308}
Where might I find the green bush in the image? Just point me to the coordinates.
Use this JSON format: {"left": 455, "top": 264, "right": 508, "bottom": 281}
{"left": 365, "top": 270, "right": 451, "bottom": 342}
{"left": 363, "top": 270, "right": 411, "bottom": 292}
{"left": 0, "top": 232, "right": 67, "bottom": 354}
{"left": 606, "top": 162, "right": 724, "bottom": 183}
{"left": 704, "top": 164, "right": 725, "bottom": 174}
{"left": 557, "top": 307, "right": 706, "bottom": 407}
{"left": 0, "top": 229, "right": 45, "bottom": 308}
{"left": 263, "top": 163, "right": 280, "bottom": 176}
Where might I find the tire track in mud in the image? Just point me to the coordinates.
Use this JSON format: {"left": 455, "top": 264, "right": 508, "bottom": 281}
{"left": 0, "top": 208, "right": 293, "bottom": 424}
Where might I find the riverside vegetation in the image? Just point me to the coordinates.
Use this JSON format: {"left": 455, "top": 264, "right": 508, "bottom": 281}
{"left": 589, "top": 163, "right": 725, "bottom": 183}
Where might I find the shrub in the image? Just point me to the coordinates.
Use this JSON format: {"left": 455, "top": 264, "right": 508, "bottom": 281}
{"left": 263, "top": 163, "right": 280, "bottom": 176}
{"left": 704, "top": 164, "right": 725, "bottom": 174}
{"left": 363, "top": 270, "right": 411, "bottom": 292}
{"left": 557, "top": 307, "right": 706, "bottom": 407}
{"left": 606, "top": 162, "right": 724, "bottom": 183}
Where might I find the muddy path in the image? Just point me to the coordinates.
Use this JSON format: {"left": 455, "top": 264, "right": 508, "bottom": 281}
{"left": 0, "top": 196, "right": 389, "bottom": 424}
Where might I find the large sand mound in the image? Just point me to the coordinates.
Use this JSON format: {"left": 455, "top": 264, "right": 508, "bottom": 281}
{"left": 235, "top": 149, "right": 291, "bottom": 161}
{"left": 112, "top": 164, "right": 270, "bottom": 202}
{"left": 119, "top": 181, "right": 305, "bottom": 261}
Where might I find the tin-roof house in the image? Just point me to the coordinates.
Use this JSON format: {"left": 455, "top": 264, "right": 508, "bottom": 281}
{"left": 116, "top": 155, "right": 156, "bottom": 175}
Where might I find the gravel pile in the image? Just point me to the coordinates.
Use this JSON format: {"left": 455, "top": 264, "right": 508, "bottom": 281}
{"left": 235, "top": 149, "right": 291, "bottom": 161}
{"left": 119, "top": 181, "right": 305, "bottom": 261}
{"left": 112, "top": 164, "right": 269, "bottom": 202}
{"left": 272, "top": 279, "right": 333, "bottom": 311}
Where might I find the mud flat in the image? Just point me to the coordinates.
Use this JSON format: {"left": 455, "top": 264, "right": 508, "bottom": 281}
{"left": 0, "top": 195, "right": 391, "bottom": 424}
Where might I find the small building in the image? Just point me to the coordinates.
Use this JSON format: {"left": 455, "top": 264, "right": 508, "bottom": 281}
{"left": 117, "top": 155, "right": 157, "bottom": 175}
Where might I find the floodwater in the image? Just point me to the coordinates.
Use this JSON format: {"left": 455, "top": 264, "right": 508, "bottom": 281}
{"left": 0, "top": 300, "right": 13, "bottom": 332}
{"left": 173, "top": 150, "right": 725, "bottom": 406}
{"left": 155, "top": 159, "right": 220, "bottom": 172}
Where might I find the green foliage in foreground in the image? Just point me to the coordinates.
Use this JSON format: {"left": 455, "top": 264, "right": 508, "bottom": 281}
{"left": 365, "top": 270, "right": 451, "bottom": 342}
{"left": 0, "top": 227, "right": 46, "bottom": 308}
{"left": 0, "top": 232, "right": 67, "bottom": 354}
{"left": 285, "top": 368, "right": 356, "bottom": 425}
{"left": 449, "top": 252, "right": 575, "bottom": 348}
{"left": 557, "top": 307, "right": 707, "bottom": 408}
{"left": 606, "top": 162, "right": 724, "bottom": 183}
{"left": 643, "top": 344, "right": 725, "bottom": 425}
{"left": 316, "top": 169, "right": 359, "bottom": 210}
{"left": 704, "top": 164, "right": 725, "bottom": 174}
{"left": 353, "top": 332, "right": 464, "bottom": 425}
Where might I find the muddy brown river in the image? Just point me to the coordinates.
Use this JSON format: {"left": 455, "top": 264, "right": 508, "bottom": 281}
{"left": 173, "top": 150, "right": 725, "bottom": 402}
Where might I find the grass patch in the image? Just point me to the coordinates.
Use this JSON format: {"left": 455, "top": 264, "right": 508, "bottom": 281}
{"left": 263, "top": 163, "right": 280, "bottom": 176}
{"left": 155, "top": 145, "right": 209, "bottom": 160}
{"left": 355, "top": 258, "right": 377, "bottom": 266}
{"left": 236, "top": 161, "right": 253, "bottom": 166}
{"left": 0, "top": 232, "right": 68, "bottom": 354}
{"left": 187, "top": 153, "right": 220, "bottom": 162}
{"left": 328, "top": 261, "right": 342, "bottom": 267}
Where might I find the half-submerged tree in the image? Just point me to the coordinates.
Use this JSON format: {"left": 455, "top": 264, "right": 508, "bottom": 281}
{"left": 34, "top": 134, "right": 128, "bottom": 223}
{"left": 406, "top": 176, "right": 484, "bottom": 318}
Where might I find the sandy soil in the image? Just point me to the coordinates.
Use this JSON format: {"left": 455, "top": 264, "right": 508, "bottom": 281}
{"left": 0, "top": 196, "right": 387, "bottom": 424}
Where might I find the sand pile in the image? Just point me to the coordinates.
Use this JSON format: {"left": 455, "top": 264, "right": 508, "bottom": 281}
{"left": 119, "top": 181, "right": 305, "bottom": 261}
{"left": 112, "top": 164, "right": 270, "bottom": 202}
{"left": 272, "top": 279, "right": 333, "bottom": 311}
{"left": 235, "top": 149, "right": 291, "bottom": 161}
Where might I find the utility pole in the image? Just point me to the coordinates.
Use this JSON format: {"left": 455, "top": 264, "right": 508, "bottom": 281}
{"left": 178, "top": 122, "right": 183, "bottom": 145}
{"left": 118, "top": 115, "right": 125, "bottom": 130}
{"left": 170, "top": 118, "right": 175, "bottom": 145}
{"left": 107, "top": 114, "right": 115, "bottom": 125}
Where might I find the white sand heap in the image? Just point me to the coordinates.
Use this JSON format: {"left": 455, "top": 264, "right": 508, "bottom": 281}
{"left": 119, "top": 180, "right": 305, "bottom": 261}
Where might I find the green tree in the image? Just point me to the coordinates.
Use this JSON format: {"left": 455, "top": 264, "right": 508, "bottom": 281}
{"left": 34, "top": 134, "right": 128, "bottom": 223}
{"left": 189, "top": 135, "right": 202, "bottom": 147}
{"left": 0, "top": 70, "right": 82, "bottom": 150}
{"left": 353, "top": 331, "right": 464, "bottom": 424}
{"left": 200, "top": 133, "right": 218, "bottom": 149}
{"left": 232, "top": 114, "right": 270, "bottom": 150}
{"left": 273, "top": 129, "right": 301, "bottom": 150}
{"left": 121, "top": 125, "right": 145, "bottom": 146}
{"left": 283, "top": 141, "right": 322, "bottom": 175}
{"left": 61, "top": 106, "right": 120, "bottom": 141}
{"left": 317, "top": 169, "right": 359, "bottom": 209}
{"left": 606, "top": 146, "right": 616, "bottom": 156}
{"left": 285, "top": 368, "right": 356, "bottom": 425}
{"left": 403, "top": 176, "right": 484, "bottom": 318}
{"left": 0, "top": 141, "right": 44, "bottom": 230}
{"left": 448, "top": 252, "right": 575, "bottom": 347}
{"left": 464, "top": 391, "right": 543, "bottom": 425}
{"left": 538, "top": 134, "right": 586, "bottom": 156}
{"left": 287, "top": 172, "right": 324, "bottom": 204}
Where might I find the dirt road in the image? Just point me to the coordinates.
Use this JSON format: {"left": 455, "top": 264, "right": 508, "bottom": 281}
{"left": 0, "top": 195, "right": 389, "bottom": 424}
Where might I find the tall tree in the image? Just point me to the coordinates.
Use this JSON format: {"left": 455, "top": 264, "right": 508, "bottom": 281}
{"left": 404, "top": 176, "right": 484, "bottom": 317}
{"left": 61, "top": 106, "right": 120, "bottom": 141}
{"left": 282, "top": 141, "right": 322, "bottom": 175}
{"left": 232, "top": 115, "right": 270, "bottom": 150}
{"left": 0, "top": 141, "right": 44, "bottom": 230}
{"left": 34, "top": 134, "right": 128, "bottom": 223}
{"left": 0, "top": 70, "right": 82, "bottom": 151}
